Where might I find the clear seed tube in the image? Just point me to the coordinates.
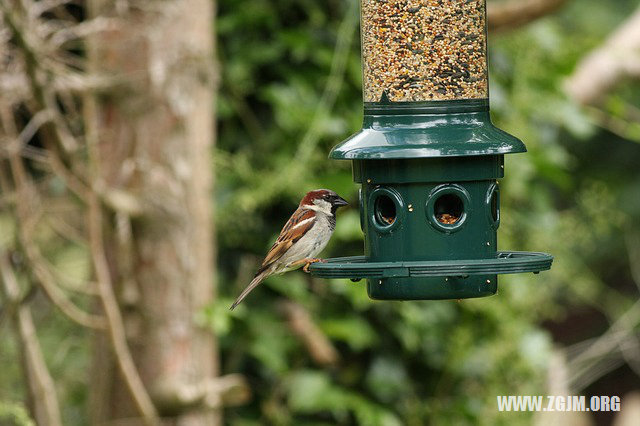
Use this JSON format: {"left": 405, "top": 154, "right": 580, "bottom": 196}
{"left": 361, "top": 0, "right": 489, "bottom": 102}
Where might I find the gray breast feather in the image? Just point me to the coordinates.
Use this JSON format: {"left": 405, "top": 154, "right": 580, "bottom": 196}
{"left": 280, "top": 215, "right": 333, "bottom": 269}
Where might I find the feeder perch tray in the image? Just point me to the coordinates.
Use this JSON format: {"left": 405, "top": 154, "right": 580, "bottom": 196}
{"left": 310, "top": 251, "right": 553, "bottom": 300}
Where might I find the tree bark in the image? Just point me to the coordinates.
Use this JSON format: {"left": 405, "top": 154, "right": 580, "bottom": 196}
{"left": 86, "top": 1, "right": 218, "bottom": 425}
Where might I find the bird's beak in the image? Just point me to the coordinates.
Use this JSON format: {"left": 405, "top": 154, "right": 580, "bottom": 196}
{"left": 334, "top": 196, "right": 349, "bottom": 207}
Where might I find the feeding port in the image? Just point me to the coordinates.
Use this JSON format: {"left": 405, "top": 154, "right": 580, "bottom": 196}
{"left": 435, "top": 193, "right": 463, "bottom": 225}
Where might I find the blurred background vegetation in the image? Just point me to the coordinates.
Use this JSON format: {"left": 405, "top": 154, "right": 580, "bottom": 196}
{"left": 2, "top": 0, "right": 640, "bottom": 425}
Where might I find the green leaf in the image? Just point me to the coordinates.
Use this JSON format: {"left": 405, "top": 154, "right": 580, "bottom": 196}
{"left": 320, "top": 316, "right": 377, "bottom": 351}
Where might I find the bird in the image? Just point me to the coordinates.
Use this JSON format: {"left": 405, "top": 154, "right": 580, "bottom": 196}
{"left": 230, "top": 189, "right": 348, "bottom": 310}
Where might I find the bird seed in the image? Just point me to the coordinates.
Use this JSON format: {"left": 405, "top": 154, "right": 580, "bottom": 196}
{"left": 361, "top": 0, "right": 488, "bottom": 102}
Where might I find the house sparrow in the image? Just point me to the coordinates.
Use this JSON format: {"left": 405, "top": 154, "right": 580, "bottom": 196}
{"left": 230, "top": 189, "right": 348, "bottom": 310}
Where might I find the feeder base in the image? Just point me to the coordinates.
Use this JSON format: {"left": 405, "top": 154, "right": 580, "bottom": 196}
{"left": 367, "top": 275, "right": 497, "bottom": 300}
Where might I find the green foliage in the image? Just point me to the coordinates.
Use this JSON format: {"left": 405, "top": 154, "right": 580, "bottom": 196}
{"left": 287, "top": 370, "right": 402, "bottom": 426}
{"left": 0, "top": 402, "right": 35, "bottom": 426}
{"left": 214, "top": 0, "right": 640, "bottom": 424}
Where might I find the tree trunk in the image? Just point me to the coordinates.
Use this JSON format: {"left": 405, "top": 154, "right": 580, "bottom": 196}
{"left": 86, "top": 1, "right": 218, "bottom": 425}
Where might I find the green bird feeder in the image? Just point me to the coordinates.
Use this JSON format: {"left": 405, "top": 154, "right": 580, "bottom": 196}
{"left": 309, "top": 0, "right": 553, "bottom": 299}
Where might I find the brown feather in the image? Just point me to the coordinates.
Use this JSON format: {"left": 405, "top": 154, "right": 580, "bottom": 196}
{"left": 300, "top": 189, "right": 330, "bottom": 206}
{"left": 261, "top": 208, "right": 316, "bottom": 268}
{"left": 230, "top": 266, "right": 273, "bottom": 310}
{"left": 230, "top": 208, "right": 316, "bottom": 309}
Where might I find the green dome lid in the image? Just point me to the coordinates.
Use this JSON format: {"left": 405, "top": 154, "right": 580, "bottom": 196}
{"left": 330, "top": 99, "right": 526, "bottom": 160}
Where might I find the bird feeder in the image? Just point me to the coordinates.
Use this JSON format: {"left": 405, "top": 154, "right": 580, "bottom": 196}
{"left": 309, "top": 0, "right": 553, "bottom": 300}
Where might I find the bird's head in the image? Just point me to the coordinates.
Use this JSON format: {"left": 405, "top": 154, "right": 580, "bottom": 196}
{"left": 301, "top": 189, "right": 348, "bottom": 215}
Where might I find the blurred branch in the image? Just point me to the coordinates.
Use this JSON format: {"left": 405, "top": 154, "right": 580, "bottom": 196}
{"left": 566, "top": 299, "right": 640, "bottom": 391}
{"left": 0, "top": 1, "right": 79, "bottom": 152}
{"left": 0, "top": 72, "right": 119, "bottom": 99}
{"left": 0, "top": 142, "right": 49, "bottom": 165}
{"left": 41, "top": 254, "right": 100, "bottom": 297}
{"left": 583, "top": 106, "right": 640, "bottom": 144}
{"left": 151, "top": 374, "right": 251, "bottom": 414}
{"left": 0, "top": 106, "right": 107, "bottom": 329}
{"left": 565, "top": 6, "right": 640, "bottom": 105}
{"left": 87, "top": 195, "right": 160, "bottom": 426}
{"left": 562, "top": 232, "right": 640, "bottom": 388}
{"left": 0, "top": 251, "right": 63, "bottom": 426}
{"left": 49, "top": 16, "right": 119, "bottom": 47}
{"left": 0, "top": 265, "right": 36, "bottom": 330}
{"left": 45, "top": 214, "right": 88, "bottom": 247}
{"left": 1, "top": 1, "right": 91, "bottom": 200}
{"left": 279, "top": 300, "right": 339, "bottom": 367}
{"left": 626, "top": 232, "right": 640, "bottom": 294}
{"left": 487, "top": 0, "right": 570, "bottom": 33}
{"left": 14, "top": 194, "right": 105, "bottom": 329}
{"left": 96, "top": 187, "right": 145, "bottom": 217}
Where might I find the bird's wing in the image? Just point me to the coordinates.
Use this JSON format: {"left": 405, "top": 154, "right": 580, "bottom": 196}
{"left": 261, "top": 208, "right": 316, "bottom": 268}
{"left": 230, "top": 208, "right": 315, "bottom": 310}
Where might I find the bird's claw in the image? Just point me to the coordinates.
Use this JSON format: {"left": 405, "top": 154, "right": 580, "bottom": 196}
{"left": 303, "top": 258, "right": 326, "bottom": 273}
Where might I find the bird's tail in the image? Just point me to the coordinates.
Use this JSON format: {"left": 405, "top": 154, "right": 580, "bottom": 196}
{"left": 230, "top": 267, "right": 272, "bottom": 310}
